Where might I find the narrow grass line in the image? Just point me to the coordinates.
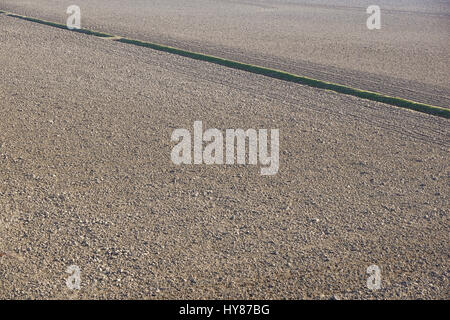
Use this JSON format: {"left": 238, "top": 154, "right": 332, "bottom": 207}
{"left": 117, "top": 38, "right": 449, "bottom": 118}
{"left": 4, "top": 12, "right": 115, "bottom": 38}
{"left": 3, "top": 10, "right": 449, "bottom": 119}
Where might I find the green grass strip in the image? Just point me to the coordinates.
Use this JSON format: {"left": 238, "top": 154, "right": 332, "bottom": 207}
{"left": 117, "top": 38, "right": 449, "bottom": 118}
{"left": 5, "top": 12, "right": 114, "bottom": 37}
{"left": 3, "top": 10, "right": 449, "bottom": 119}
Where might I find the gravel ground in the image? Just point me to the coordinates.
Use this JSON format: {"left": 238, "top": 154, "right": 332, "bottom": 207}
{"left": 0, "top": 14, "right": 449, "bottom": 300}
{"left": 0, "top": 0, "right": 449, "bottom": 107}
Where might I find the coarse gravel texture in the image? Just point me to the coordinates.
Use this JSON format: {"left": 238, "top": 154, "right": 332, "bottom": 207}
{"left": 0, "top": 15, "right": 449, "bottom": 299}
{"left": 0, "top": 0, "right": 449, "bottom": 107}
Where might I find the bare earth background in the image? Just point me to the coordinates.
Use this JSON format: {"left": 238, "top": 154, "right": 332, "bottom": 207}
{"left": 0, "top": 1, "right": 449, "bottom": 299}
{"left": 1, "top": 0, "right": 449, "bottom": 107}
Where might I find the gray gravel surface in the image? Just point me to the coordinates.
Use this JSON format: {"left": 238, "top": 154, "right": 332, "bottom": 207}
{"left": 0, "top": 0, "right": 449, "bottom": 107}
{"left": 0, "top": 14, "right": 449, "bottom": 299}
